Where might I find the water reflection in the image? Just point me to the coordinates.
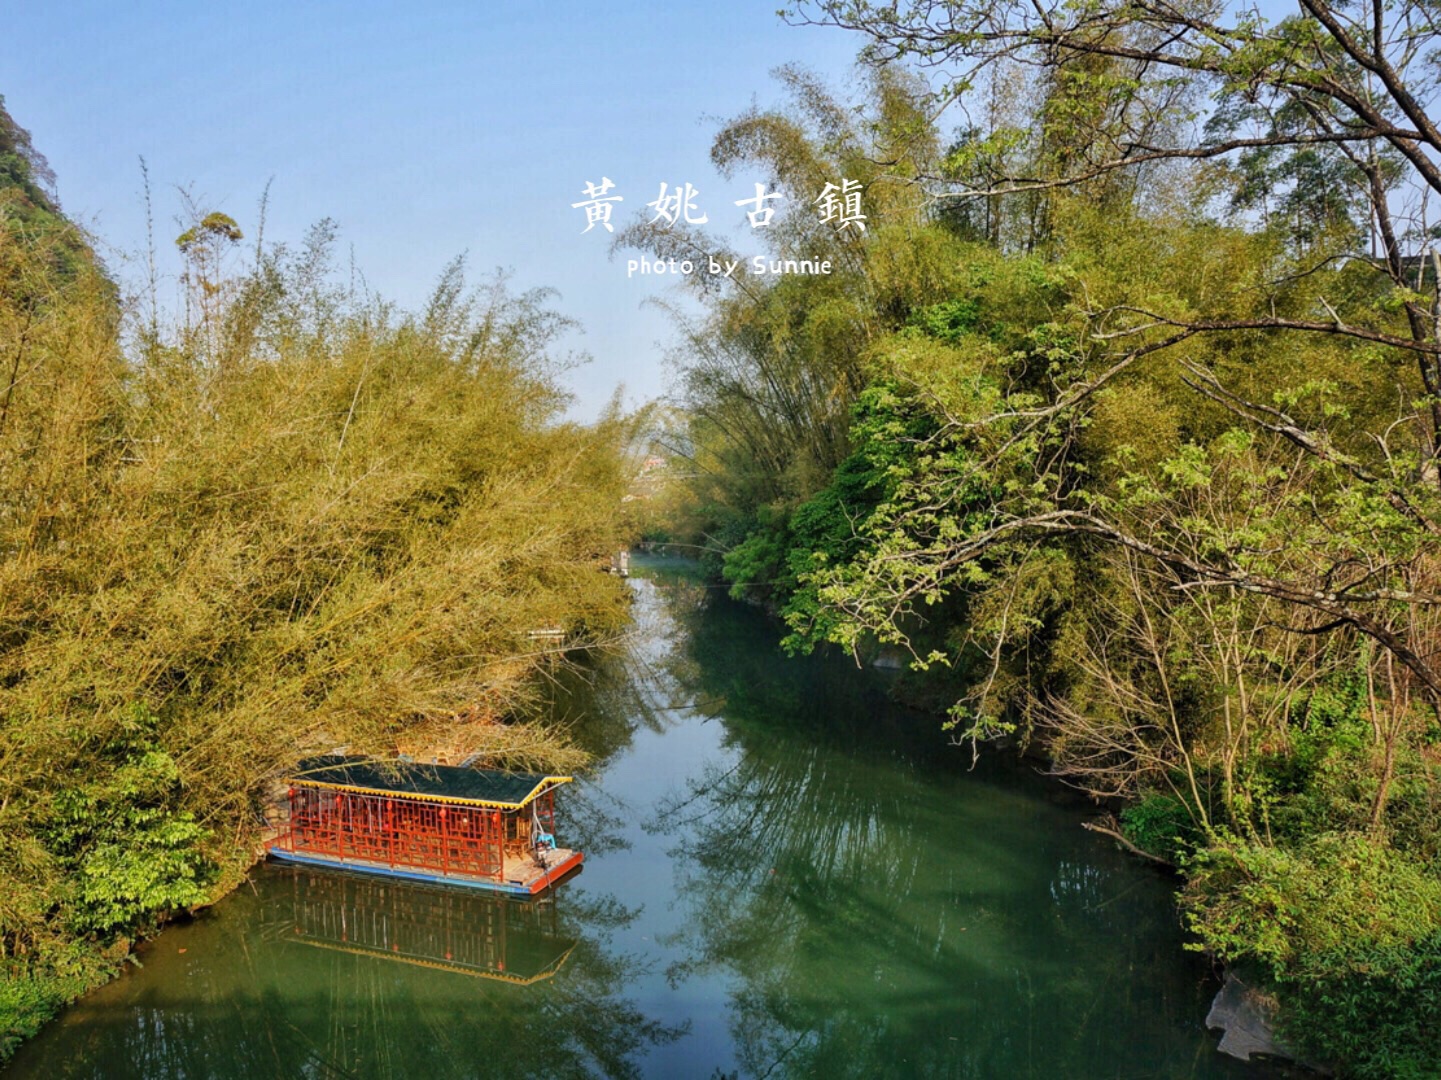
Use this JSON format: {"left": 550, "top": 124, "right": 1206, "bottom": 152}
{"left": 276, "top": 868, "right": 577, "bottom": 985}
{"left": 641, "top": 567, "right": 1289, "bottom": 1079}
{"left": 6, "top": 867, "right": 683, "bottom": 1080}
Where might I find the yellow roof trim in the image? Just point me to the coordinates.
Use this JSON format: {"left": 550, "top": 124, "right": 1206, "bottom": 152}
{"left": 288, "top": 775, "right": 573, "bottom": 810}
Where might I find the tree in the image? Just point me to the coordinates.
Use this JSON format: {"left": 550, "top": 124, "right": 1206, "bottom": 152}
{"left": 791, "top": 0, "right": 1441, "bottom": 464}
{"left": 615, "top": 67, "right": 961, "bottom": 571}
{"left": 775, "top": 1, "right": 1441, "bottom": 730}
{"left": 175, "top": 207, "right": 244, "bottom": 360}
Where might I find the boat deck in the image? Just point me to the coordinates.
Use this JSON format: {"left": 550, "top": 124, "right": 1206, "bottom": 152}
{"left": 269, "top": 844, "right": 584, "bottom": 895}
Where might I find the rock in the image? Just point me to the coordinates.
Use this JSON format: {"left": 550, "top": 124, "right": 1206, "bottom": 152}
{"left": 872, "top": 648, "right": 906, "bottom": 671}
{"left": 1206, "top": 972, "right": 1296, "bottom": 1064}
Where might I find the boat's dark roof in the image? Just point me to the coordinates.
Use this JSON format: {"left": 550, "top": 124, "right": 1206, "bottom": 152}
{"left": 290, "top": 756, "right": 572, "bottom": 809}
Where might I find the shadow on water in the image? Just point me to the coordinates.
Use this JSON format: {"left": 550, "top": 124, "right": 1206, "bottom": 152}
{"left": 9, "top": 554, "right": 1304, "bottom": 1079}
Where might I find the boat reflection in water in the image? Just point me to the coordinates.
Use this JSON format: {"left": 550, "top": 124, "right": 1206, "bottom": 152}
{"left": 279, "top": 864, "right": 577, "bottom": 985}
{"left": 4, "top": 861, "right": 687, "bottom": 1080}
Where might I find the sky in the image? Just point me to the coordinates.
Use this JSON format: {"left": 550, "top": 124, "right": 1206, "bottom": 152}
{"left": 0, "top": 2, "right": 864, "bottom": 417}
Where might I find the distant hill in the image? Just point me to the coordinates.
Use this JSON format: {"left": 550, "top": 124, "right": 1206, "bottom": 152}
{"left": 0, "top": 94, "right": 105, "bottom": 289}
{"left": 0, "top": 95, "right": 58, "bottom": 207}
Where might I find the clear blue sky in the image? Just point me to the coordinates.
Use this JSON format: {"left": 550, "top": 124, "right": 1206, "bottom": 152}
{"left": 1, "top": 2, "right": 863, "bottom": 416}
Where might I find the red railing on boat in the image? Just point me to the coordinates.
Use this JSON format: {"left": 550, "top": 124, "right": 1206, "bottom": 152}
{"left": 275, "top": 785, "right": 558, "bottom": 883}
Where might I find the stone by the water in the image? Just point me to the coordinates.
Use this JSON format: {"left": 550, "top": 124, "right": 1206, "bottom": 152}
{"left": 1206, "top": 972, "right": 1315, "bottom": 1068}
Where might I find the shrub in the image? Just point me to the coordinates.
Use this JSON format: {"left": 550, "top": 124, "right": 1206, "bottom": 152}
{"left": 1184, "top": 833, "right": 1441, "bottom": 1077}
{"left": 1120, "top": 791, "right": 1199, "bottom": 862}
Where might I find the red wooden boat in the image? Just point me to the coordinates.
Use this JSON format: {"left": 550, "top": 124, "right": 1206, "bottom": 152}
{"left": 269, "top": 757, "right": 583, "bottom": 895}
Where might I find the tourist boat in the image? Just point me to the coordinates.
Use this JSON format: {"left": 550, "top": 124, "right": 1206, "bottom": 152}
{"left": 269, "top": 756, "right": 584, "bottom": 895}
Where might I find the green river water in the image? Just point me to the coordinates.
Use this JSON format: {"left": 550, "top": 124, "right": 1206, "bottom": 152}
{"left": 7, "top": 556, "right": 1295, "bottom": 1079}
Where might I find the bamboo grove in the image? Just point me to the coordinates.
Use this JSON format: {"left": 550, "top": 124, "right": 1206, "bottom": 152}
{"left": 0, "top": 99, "right": 636, "bottom": 1055}
{"left": 632, "top": 3, "right": 1441, "bottom": 1072}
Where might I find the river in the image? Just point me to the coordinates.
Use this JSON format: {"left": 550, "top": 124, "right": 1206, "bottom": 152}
{"left": 7, "top": 556, "right": 1293, "bottom": 1079}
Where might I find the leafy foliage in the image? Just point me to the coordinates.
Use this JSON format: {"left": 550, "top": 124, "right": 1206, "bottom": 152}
{"left": 1185, "top": 834, "right": 1441, "bottom": 1077}
{"left": 40, "top": 708, "right": 212, "bottom": 936}
{"left": 1120, "top": 792, "right": 1199, "bottom": 863}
